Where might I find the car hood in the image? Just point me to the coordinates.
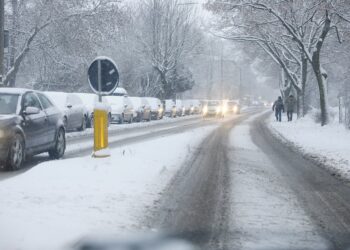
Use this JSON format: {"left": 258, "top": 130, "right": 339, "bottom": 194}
{"left": 0, "top": 114, "right": 19, "bottom": 128}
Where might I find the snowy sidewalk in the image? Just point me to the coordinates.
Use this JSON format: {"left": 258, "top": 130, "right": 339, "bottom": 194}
{"left": 267, "top": 113, "right": 350, "bottom": 181}
{"left": 0, "top": 125, "right": 217, "bottom": 250}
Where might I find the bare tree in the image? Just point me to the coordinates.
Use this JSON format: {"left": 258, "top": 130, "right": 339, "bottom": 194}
{"left": 135, "top": 0, "right": 202, "bottom": 99}
{"left": 208, "top": 0, "right": 350, "bottom": 125}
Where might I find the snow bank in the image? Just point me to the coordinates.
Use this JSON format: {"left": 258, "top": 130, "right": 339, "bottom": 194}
{"left": 268, "top": 113, "right": 350, "bottom": 181}
{"left": 0, "top": 125, "right": 217, "bottom": 250}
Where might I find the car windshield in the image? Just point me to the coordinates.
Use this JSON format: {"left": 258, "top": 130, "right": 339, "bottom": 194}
{"left": 2, "top": 1, "right": 350, "bottom": 250}
{"left": 0, "top": 94, "right": 19, "bottom": 114}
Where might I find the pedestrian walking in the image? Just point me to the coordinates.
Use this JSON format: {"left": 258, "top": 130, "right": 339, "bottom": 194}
{"left": 272, "top": 96, "right": 284, "bottom": 122}
{"left": 285, "top": 94, "right": 296, "bottom": 122}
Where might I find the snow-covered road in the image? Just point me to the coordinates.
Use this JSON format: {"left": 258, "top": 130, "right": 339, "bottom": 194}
{"left": 150, "top": 111, "right": 350, "bottom": 250}
{"left": 2, "top": 109, "right": 349, "bottom": 250}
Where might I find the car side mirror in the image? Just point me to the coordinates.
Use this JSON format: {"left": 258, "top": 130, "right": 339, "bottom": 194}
{"left": 124, "top": 104, "right": 128, "bottom": 108}
{"left": 23, "top": 106, "right": 40, "bottom": 115}
{"left": 67, "top": 104, "right": 73, "bottom": 109}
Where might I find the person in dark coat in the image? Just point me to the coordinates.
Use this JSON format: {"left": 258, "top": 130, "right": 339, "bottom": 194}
{"left": 285, "top": 94, "right": 296, "bottom": 121}
{"left": 272, "top": 96, "right": 284, "bottom": 122}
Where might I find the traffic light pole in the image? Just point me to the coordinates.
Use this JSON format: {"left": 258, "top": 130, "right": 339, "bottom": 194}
{"left": 0, "top": 0, "right": 4, "bottom": 86}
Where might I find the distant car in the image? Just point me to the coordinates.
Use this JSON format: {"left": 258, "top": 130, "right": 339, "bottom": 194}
{"left": 0, "top": 88, "right": 66, "bottom": 170}
{"left": 175, "top": 100, "right": 185, "bottom": 117}
{"left": 202, "top": 100, "right": 223, "bottom": 117}
{"left": 227, "top": 100, "right": 241, "bottom": 114}
{"left": 76, "top": 93, "right": 112, "bottom": 128}
{"left": 165, "top": 99, "right": 177, "bottom": 118}
{"left": 190, "top": 99, "right": 202, "bottom": 114}
{"left": 45, "top": 92, "right": 87, "bottom": 131}
{"left": 129, "top": 97, "right": 151, "bottom": 122}
{"left": 145, "top": 97, "right": 164, "bottom": 120}
{"left": 105, "top": 96, "right": 134, "bottom": 124}
{"left": 182, "top": 100, "right": 193, "bottom": 115}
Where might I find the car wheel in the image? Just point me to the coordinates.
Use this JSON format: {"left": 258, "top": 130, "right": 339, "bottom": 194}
{"left": 78, "top": 116, "right": 87, "bottom": 131}
{"left": 90, "top": 116, "right": 94, "bottom": 128}
{"left": 6, "top": 133, "right": 25, "bottom": 170}
{"left": 48, "top": 128, "right": 66, "bottom": 159}
{"left": 119, "top": 114, "right": 124, "bottom": 124}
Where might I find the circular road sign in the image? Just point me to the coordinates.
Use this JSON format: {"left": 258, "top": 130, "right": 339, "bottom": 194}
{"left": 88, "top": 56, "right": 119, "bottom": 95}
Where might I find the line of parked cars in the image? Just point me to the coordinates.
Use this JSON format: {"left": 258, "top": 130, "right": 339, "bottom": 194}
{"left": 45, "top": 89, "right": 204, "bottom": 131}
{"left": 0, "top": 86, "right": 242, "bottom": 170}
{"left": 0, "top": 87, "right": 205, "bottom": 170}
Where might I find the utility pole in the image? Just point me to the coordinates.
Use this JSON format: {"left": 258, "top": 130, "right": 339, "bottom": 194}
{"left": 0, "top": 0, "right": 4, "bottom": 86}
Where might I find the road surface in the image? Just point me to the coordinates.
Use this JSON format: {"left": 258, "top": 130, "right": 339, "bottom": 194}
{"left": 1, "top": 109, "right": 349, "bottom": 250}
{"left": 149, "top": 111, "right": 350, "bottom": 250}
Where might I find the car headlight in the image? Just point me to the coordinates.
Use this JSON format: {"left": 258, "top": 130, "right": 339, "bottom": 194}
{"left": 222, "top": 105, "right": 228, "bottom": 114}
{"left": 202, "top": 106, "right": 208, "bottom": 114}
{"left": 233, "top": 105, "right": 238, "bottom": 113}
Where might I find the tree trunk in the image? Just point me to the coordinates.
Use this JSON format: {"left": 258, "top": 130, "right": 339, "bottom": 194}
{"left": 311, "top": 12, "right": 331, "bottom": 126}
{"left": 312, "top": 64, "right": 329, "bottom": 126}
{"left": 300, "top": 53, "right": 308, "bottom": 117}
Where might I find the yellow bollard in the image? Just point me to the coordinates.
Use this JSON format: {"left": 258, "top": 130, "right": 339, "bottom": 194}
{"left": 92, "top": 108, "right": 110, "bottom": 158}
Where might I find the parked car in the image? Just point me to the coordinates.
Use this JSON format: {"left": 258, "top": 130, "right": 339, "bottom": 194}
{"left": 105, "top": 95, "right": 134, "bottom": 124}
{"left": 0, "top": 88, "right": 66, "bottom": 170}
{"left": 202, "top": 100, "right": 223, "bottom": 117}
{"left": 145, "top": 97, "right": 164, "bottom": 120}
{"left": 165, "top": 99, "right": 177, "bottom": 118}
{"left": 76, "top": 93, "right": 111, "bottom": 128}
{"left": 111, "top": 87, "right": 128, "bottom": 96}
{"left": 175, "top": 100, "right": 185, "bottom": 117}
{"left": 129, "top": 97, "right": 151, "bottom": 122}
{"left": 45, "top": 92, "right": 87, "bottom": 131}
